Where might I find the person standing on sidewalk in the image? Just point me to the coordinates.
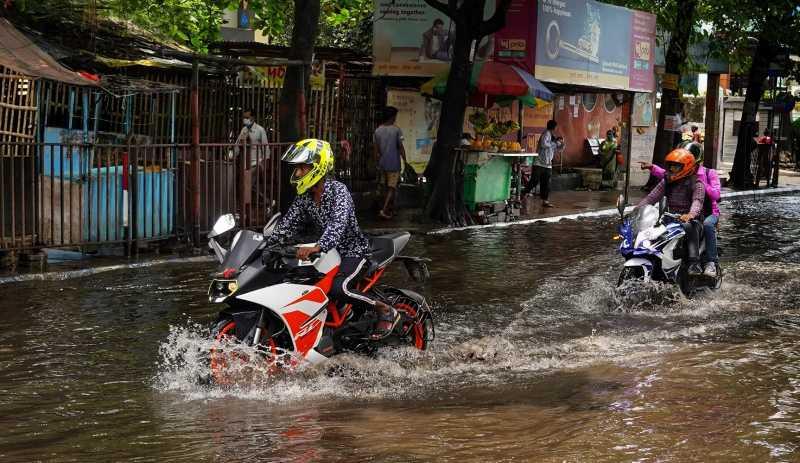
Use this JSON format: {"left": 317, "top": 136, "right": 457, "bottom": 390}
{"left": 374, "top": 106, "right": 407, "bottom": 219}
{"left": 600, "top": 129, "right": 619, "bottom": 190}
{"left": 523, "top": 119, "right": 563, "bottom": 208}
{"left": 235, "top": 109, "right": 270, "bottom": 165}
{"left": 234, "top": 110, "right": 271, "bottom": 219}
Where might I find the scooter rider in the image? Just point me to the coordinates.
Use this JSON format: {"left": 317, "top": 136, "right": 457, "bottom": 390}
{"left": 637, "top": 148, "right": 706, "bottom": 275}
{"left": 639, "top": 141, "right": 721, "bottom": 277}
{"left": 265, "top": 139, "right": 401, "bottom": 340}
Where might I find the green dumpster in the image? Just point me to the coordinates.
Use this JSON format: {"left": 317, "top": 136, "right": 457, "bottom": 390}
{"left": 462, "top": 151, "right": 511, "bottom": 211}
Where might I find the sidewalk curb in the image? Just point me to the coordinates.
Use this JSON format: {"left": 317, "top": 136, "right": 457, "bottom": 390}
{"left": 0, "top": 255, "right": 214, "bottom": 285}
{"left": 429, "top": 185, "right": 800, "bottom": 235}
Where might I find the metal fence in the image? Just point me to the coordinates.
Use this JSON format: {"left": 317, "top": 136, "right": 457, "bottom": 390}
{"left": 0, "top": 141, "right": 290, "bottom": 252}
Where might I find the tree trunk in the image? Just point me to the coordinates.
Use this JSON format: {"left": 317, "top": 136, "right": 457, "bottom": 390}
{"left": 650, "top": 0, "right": 697, "bottom": 176}
{"left": 729, "top": 34, "right": 773, "bottom": 189}
{"left": 423, "top": 0, "right": 511, "bottom": 225}
{"left": 425, "top": 17, "right": 475, "bottom": 225}
{"left": 278, "top": 0, "right": 320, "bottom": 213}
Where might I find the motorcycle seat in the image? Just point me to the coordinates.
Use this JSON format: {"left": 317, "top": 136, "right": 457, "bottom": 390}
{"left": 366, "top": 232, "right": 411, "bottom": 274}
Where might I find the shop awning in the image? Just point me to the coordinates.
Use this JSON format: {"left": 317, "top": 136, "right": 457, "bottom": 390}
{"left": 0, "top": 18, "right": 98, "bottom": 86}
{"left": 421, "top": 61, "right": 553, "bottom": 108}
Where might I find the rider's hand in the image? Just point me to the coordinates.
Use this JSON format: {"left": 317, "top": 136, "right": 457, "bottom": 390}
{"left": 679, "top": 214, "right": 693, "bottom": 223}
{"left": 296, "top": 245, "right": 321, "bottom": 260}
{"left": 639, "top": 161, "right": 652, "bottom": 170}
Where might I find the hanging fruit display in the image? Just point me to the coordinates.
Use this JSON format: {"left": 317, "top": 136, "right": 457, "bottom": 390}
{"left": 467, "top": 111, "right": 522, "bottom": 152}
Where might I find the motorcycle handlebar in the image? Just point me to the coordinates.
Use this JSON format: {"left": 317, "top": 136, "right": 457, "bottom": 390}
{"left": 265, "top": 244, "right": 320, "bottom": 260}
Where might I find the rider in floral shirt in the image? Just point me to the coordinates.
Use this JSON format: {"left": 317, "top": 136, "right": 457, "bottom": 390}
{"left": 266, "top": 139, "right": 400, "bottom": 340}
{"left": 268, "top": 178, "right": 370, "bottom": 258}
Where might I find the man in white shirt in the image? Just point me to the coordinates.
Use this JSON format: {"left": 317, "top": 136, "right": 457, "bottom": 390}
{"left": 523, "top": 119, "right": 563, "bottom": 208}
{"left": 235, "top": 110, "right": 270, "bottom": 212}
{"left": 235, "top": 109, "right": 270, "bottom": 166}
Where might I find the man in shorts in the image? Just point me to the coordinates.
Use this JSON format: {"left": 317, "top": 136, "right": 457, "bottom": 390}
{"left": 374, "top": 106, "right": 407, "bottom": 219}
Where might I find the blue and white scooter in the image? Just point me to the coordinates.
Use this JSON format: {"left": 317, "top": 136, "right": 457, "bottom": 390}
{"left": 615, "top": 195, "right": 722, "bottom": 298}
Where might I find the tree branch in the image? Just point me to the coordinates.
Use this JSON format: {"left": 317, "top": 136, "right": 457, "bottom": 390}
{"left": 478, "top": 0, "right": 512, "bottom": 38}
{"left": 423, "top": 0, "right": 452, "bottom": 17}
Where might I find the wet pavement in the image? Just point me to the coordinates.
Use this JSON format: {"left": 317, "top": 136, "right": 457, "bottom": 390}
{"left": 1, "top": 193, "right": 800, "bottom": 462}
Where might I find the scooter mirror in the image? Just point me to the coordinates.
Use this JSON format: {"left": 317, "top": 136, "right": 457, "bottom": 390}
{"left": 616, "top": 194, "right": 625, "bottom": 218}
{"left": 263, "top": 213, "right": 281, "bottom": 236}
{"left": 208, "top": 213, "right": 236, "bottom": 238}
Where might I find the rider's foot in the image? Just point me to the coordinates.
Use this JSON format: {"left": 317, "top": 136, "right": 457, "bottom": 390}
{"left": 703, "top": 262, "right": 717, "bottom": 278}
{"left": 688, "top": 262, "right": 703, "bottom": 276}
{"left": 370, "top": 304, "right": 401, "bottom": 341}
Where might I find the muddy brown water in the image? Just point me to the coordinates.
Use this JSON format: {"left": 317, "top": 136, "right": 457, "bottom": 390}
{"left": 1, "top": 194, "right": 799, "bottom": 462}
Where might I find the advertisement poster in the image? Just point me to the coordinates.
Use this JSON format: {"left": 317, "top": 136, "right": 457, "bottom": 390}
{"left": 492, "top": 0, "right": 536, "bottom": 72}
{"left": 245, "top": 62, "right": 326, "bottom": 90}
{"left": 535, "top": 0, "right": 655, "bottom": 92}
{"left": 630, "top": 125, "right": 656, "bottom": 186}
{"left": 386, "top": 89, "right": 441, "bottom": 173}
{"left": 309, "top": 61, "right": 326, "bottom": 91}
{"left": 373, "top": 0, "right": 494, "bottom": 77}
{"left": 632, "top": 92, "right": 655, "bottom": 127}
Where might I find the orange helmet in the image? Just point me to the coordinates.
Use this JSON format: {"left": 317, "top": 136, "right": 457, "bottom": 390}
{"left": 664, "top": 148, "right": 696, "bottom": 183}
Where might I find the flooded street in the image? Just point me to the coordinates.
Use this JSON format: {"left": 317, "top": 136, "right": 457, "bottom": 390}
{"left": 2, "top": 194, "right": 800, "bottom": 462}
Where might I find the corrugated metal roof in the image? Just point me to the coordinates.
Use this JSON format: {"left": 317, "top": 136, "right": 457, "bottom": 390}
{"left": 0, "top": 18, "right": 97, "bottom": 86}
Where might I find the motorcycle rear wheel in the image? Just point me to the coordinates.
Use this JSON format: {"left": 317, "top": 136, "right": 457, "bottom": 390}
{"left": 382, "top": 290, "right": 433, "bottom": 350}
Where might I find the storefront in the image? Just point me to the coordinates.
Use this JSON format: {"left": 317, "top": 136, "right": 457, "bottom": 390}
{"left": 533, "top": 0, "right": 657, "bottom": 191}
{"left": 371, "top": 0, "right": 658, "bottom": 214}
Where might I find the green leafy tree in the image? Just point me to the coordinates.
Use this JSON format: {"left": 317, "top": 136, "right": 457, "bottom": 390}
{"left": 608, "top": 0, "right": 700, "bottom": 172}
{"left": 704, "top": 0, "right": 800, "bottom": 188}
{"left": 6, "top": 0, "right": 237, "bottom": 52}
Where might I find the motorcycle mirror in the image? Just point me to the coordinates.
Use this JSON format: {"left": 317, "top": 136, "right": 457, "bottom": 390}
{"left": 208, "top": 213, "right": 236, "bottom": 239}
{"left": 263, "top": 212, "right": 281, "bottom": 236}
{"left": 616, "top": 194, "right": 625, "bottom": 218}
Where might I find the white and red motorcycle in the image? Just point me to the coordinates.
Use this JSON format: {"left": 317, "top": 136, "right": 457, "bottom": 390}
{"left": 205, "top": 213, "right": 434, "bottom": 383}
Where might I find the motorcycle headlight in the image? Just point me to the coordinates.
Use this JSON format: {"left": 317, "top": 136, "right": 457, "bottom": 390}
{"left": 208, "top": 279, "right": 238, "bottom": 301}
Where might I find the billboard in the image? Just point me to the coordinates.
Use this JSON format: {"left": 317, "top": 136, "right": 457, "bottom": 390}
{"left": 535, "top": 0, "right": 655, "bottom": 92}
{"left": 372, "top": 0, "right": 494, "bottom": 77}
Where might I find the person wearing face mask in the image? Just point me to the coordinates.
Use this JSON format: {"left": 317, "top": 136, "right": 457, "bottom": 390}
{"left": 236, "top": 110, "right": 270, "bottom": 166}
{"left": 235, "top": 110, "right": 270, "bottom": 212}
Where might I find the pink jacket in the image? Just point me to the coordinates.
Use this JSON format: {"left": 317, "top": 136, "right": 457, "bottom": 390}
{"left": 651, "top": 165, "right": 720, "bottom": 216}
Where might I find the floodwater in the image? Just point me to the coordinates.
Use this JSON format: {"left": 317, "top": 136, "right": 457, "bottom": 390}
{"left": 1, "top": 194, "right": 800, "bottom": 462}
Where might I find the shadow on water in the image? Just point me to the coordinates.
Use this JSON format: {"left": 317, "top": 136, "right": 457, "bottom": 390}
{"left": 1, "top": 194, "right": 800, "bottom": 461}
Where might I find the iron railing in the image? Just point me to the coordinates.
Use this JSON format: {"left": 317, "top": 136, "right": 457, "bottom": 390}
{"left": 0, "top": 141, "right": 291, "bottom": 252}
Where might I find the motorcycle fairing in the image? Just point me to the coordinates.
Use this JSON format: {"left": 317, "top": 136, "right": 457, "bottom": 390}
{"left": 237, "top": 283, "right": 329, "bottom": 356}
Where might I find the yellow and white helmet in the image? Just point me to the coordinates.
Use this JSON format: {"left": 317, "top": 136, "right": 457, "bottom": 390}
{"left": 281, "top": 139, "right": 334, "bottom": 195}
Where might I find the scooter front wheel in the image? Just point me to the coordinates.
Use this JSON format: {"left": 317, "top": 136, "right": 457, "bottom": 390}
{"left": 618, "top": 266, "right": 646, "bottom": 286}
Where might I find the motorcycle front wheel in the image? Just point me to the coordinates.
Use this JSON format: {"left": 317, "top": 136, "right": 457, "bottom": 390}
{"left": 208, "top": 318, "right": 282, "bottom": 385}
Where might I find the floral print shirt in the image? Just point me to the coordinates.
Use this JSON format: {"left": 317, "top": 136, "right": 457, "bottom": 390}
{"left": 266, "top": 178, "right": 371, "bottom": 257}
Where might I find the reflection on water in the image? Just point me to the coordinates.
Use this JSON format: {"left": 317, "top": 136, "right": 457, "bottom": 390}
{"left": 1, "top": 194, "right": 800, "bottom": 461}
